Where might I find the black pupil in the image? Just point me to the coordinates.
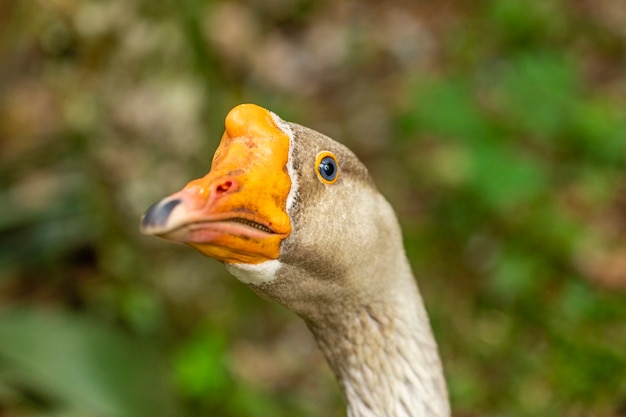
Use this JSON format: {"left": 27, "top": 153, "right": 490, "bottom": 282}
{"left": 320, "top": 157, "right": 336, "bottom": 180}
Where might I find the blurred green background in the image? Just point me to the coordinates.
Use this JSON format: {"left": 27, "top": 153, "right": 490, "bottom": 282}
{"left": 1, "top": 0, "right": 626, "bottom": 416}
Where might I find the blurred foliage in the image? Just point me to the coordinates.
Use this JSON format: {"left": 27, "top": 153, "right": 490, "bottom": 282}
{"left": 1, "top": 0, "right": 625, "bottom": 416}
{"left": 0, "top": 308, "right": 178, "bottom": 417}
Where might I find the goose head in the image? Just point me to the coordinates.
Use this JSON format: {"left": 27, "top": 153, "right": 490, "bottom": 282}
{"left": 140, "top": 103, "right": 406, "bottom": 319}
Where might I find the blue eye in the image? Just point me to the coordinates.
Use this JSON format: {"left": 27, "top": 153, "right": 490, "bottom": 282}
{"left": 315, "top": 152, "right": 339, "bottom": 184}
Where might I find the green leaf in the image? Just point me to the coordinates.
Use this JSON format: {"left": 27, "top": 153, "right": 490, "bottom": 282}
{"left": 0, "top": 307, "right": 180, "bottom": 417}
{"left": 488, "top": 0, "right": 561, "bottom": 45}
{"left": 174, "top": 328, "right": 230, "bottom": 402}
{"left": 491, "top": 53, "right": 578, "bottom": 138}
{"left": 569, "top": 98, "right": 626, "bottom": 165}
{"left": 469, "top": 143, "right": 548, "bottom": 211}
{"left": 487, "top": 249, "right": 542, "bottom": 304}
{"left": 402, "top": 79, "right": 496, "bottom": 143}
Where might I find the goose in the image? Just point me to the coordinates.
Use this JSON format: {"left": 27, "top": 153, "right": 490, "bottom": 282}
{"left": 140, "top": 104, "right": 450, "bottom": 417}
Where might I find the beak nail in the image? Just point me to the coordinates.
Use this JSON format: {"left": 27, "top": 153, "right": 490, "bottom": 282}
{"left": 141, "top": 198, "right": 182, "bottom": 229}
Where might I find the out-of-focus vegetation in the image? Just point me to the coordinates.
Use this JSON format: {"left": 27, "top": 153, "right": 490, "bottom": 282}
{"left": 1, "top": 0, "right": 625, "bottom": 416}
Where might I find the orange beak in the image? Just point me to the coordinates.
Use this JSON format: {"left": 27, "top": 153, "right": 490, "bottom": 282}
{"left": 140, "top": 104, "right": 292, "bottom": 264}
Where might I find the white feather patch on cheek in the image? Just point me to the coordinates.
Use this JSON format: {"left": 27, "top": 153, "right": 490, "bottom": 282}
{"left": 270, "top": 111, "right": 299, "bottom": 213}
{"left": 225, "top": 260, "right": 282, "bottom": 285}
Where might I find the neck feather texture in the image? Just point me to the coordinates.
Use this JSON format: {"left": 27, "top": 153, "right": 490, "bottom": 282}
{"left": 246, "top": 178, "right": 450, "bottom": 416}
{"left": 305, "top": 271, "right": 450, "bottom": 417}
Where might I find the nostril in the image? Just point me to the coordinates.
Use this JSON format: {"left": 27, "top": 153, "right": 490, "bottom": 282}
{"left": 215, "top": 180, "right": 234, "bottom": 195}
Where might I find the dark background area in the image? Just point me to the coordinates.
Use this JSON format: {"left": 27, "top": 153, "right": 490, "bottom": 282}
{"left": 1, "top": 0, "right": 625, "bottom": 416}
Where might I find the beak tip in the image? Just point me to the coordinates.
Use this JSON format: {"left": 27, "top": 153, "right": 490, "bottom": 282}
{"left": 140, "top": 198, "right": 182, "bottom": 233}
